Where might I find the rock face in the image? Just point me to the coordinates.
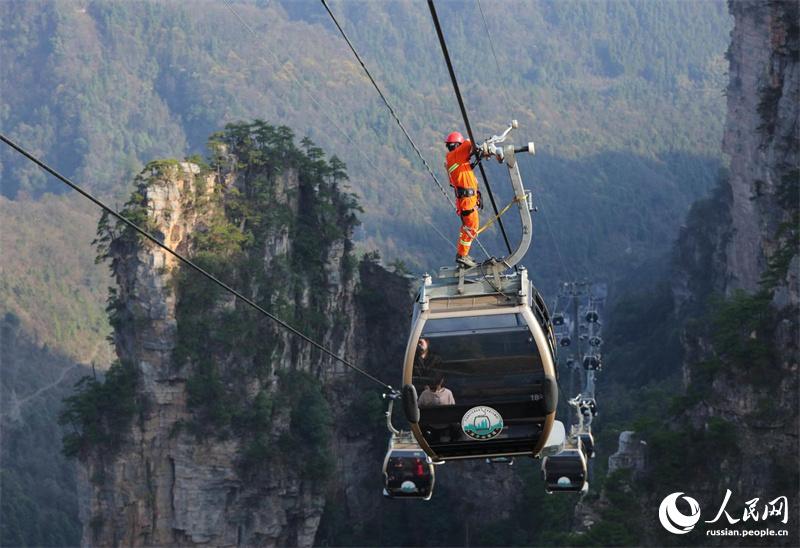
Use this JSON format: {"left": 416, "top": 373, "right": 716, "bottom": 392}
{"left": 77, "top": 123, "right": 544, "bottom": 547}
{"left": 721, "top": 0, "right": 799, "bottom": 295}
{"left": 573, "top": 431, "right": 647, "bottom": 535}
{"left": 607, "top": 431, "right": 646, "bottom": 477}
{"left": 670, "top": 0, "right": 799, "bottom": 519}
{"left": 575, "top": 2, "right": 798, "bottom": 541}
{"left": 683, "top": 0, "right": 798, "bottom": 463}
{"left": 80, "top": 153, "right": 351, "bottom": 546}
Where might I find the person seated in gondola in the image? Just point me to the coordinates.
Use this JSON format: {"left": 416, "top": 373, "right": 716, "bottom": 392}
{"left": 419, "top": 373, "right": 460, "bottom": 443}
{"left": 414, "top": 338, "right": 441, "bottom": 389}
{"left": 418, "top": 373, "right": 455, "bottom": 407}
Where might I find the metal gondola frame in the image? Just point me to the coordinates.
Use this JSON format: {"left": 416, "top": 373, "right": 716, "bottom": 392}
{"left": 401, "top": 268, "right": 557, "bottom": 461}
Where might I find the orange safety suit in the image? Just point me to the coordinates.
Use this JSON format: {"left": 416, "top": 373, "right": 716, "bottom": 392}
{"left": 445, "top": 140, "right": 480, "bottom": 257}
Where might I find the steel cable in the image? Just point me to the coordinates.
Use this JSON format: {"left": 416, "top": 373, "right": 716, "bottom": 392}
{"left": 223, "top": 0, "right": 456, "bottom": 254}
{"left": 427, "top": 0, "right": 513, "bottom": 257}
{"left": 1, "top": 133, "right": 395, "bottom": 392}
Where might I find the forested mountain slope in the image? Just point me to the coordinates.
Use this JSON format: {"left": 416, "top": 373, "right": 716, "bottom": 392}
{"left": 3, "top": 0, "right": 729, "bottom": 200}
{"left": 1, "top": 314, "right": 86, "bottom": 546}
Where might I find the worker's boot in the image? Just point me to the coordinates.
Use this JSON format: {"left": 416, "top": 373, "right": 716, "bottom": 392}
{"left": 456, "top": 254, "right": 477, "bottom": 268}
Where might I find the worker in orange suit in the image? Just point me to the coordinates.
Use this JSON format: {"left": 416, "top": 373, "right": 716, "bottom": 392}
{"left": 445, "top": 131, "right": 483, "bottom": 268}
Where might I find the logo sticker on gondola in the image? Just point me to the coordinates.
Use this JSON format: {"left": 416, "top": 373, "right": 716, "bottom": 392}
{"left": 461, "top": 406, "right": 504, "bottom": 440}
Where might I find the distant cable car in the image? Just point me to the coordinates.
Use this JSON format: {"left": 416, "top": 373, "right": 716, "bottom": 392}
{"left": 589, "top": 336, "right": 602, "bottom": 347}
{"left": 583, "top": 355, "right": 601, "bottom": 371}
{"left": 585, "top": 310, "right": 599, "bottom": 323}
{"left": 382, "top": 432, "right": 435, "bottom": 500}
{"left": 553, "top": 314, "right": 565, "bottom": 326}
{"left": 542, "top": 439, "right": 588, "bottom": 494}
{"left": 579, "top": 398, "right": 598, "bottom": 418}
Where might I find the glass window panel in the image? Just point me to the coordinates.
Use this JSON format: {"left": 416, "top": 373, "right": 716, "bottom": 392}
{"left": 421, "top": 313, "right": 524, "bottom": 334}
{"left": 413, "top": 315, "right": 544, "bottom": 405}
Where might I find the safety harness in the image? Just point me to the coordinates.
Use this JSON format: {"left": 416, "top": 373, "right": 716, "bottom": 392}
{"left": 474, "top": 194, "right": 525, "bottom": 236}
{"left": 449, "top": 151, "right": 523, "bottom": 239}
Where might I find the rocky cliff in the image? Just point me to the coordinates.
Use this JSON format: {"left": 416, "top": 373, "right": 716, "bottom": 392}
{"left": 69, "top": 123, "right": 362, "bottom": 546}
{"left": 664, "top": 0, "right": 798, "bottom": 539}
{"left": 720, "top": 0, "right": 799, "bottom": 296}
{"left": 573, "top": 1, "right": 798, "bottom": 544}
{"left": 675, "top": 0, "right": 798, "bottom": 499}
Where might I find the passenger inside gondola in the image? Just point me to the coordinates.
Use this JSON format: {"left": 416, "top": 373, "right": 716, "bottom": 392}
{"left": 418, "top": 373, "right": 455, "bottom": 407}
{"left": 414, "top": 337, "right": 441, "bottom": 390}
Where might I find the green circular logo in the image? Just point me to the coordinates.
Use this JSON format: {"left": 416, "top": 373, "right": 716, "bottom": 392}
{"left": 461, "top": 406, "right": 504, "bottom": 440}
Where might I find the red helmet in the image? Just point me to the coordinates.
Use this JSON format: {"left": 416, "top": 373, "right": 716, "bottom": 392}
{"left": 445, "top": 131, "right": 464, "bottom": 145}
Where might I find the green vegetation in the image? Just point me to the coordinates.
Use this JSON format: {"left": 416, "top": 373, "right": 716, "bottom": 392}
{"left": 59, "top": 360, "right": 140, "bottom": 459}
{"left": 56, "top": 122, "right": 355, "bottom": 492}
{"left": 1, "top": 0, "right": 729, "bottom": 277}
{"left": 274, "top": 370, "right": 334, "bottom": 482}
{"left": 171, "top": 122, "right": 356, "bottom": 482}
{"left": 761, "top": 169, "right": 800, "bottom": 292}
{"left": 1, "top": 1, "right": 730, "bottom": 197}
{"left": 168, "top": 121, "right": 360, "bottom": 449}
{"left": 1, "top": 317, "right": 83, "bottom": 546}
{"left": 709, "top": 290, "right": 777, "bottom": 383}
{"left": 58, "top": 121, "right": 359, "bottom": 493}
{"left": 0, "top": 194, "right": 113, "bottom": 366}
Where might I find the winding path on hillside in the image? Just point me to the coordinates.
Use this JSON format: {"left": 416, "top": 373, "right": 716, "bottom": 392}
{"left": 1, "top": 363, "right": 81, "bottom": 423}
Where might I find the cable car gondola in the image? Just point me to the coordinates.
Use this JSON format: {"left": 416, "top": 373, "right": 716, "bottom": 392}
{"left": 582, "top": 355, "right": 602, "bottom": 371}
{"left": 542, "top": 440, "right": 588, "bottom": 494}
{"left": 579, "top": 398, "right": 598, "bottom": 417}
{"left": 400, "top": 121, "right": 557, "bottom": 463}
{"left": 401, "top": 267, "right": 558, "bottom": 461}
{"left": 382, "top": 431, "right": 435, "bottom": 500}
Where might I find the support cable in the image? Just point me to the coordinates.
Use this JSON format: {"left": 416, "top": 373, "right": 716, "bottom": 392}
{"left": 318, "top": 0, "right": 490, "bottom": 259}
{"left": 224, "top": 0, "right": 471, "bottom": 257}
{"left": 321, "top": 0, "right": 453, "bottom": 209}
{"left": 0, "top": 133, "right": 395, "bottom": 392}
{"left": 476, "top": 0, "right": 515, "bottom": 111}
{"left": 427, "top": 0, "right": 513, "bottom": 256}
